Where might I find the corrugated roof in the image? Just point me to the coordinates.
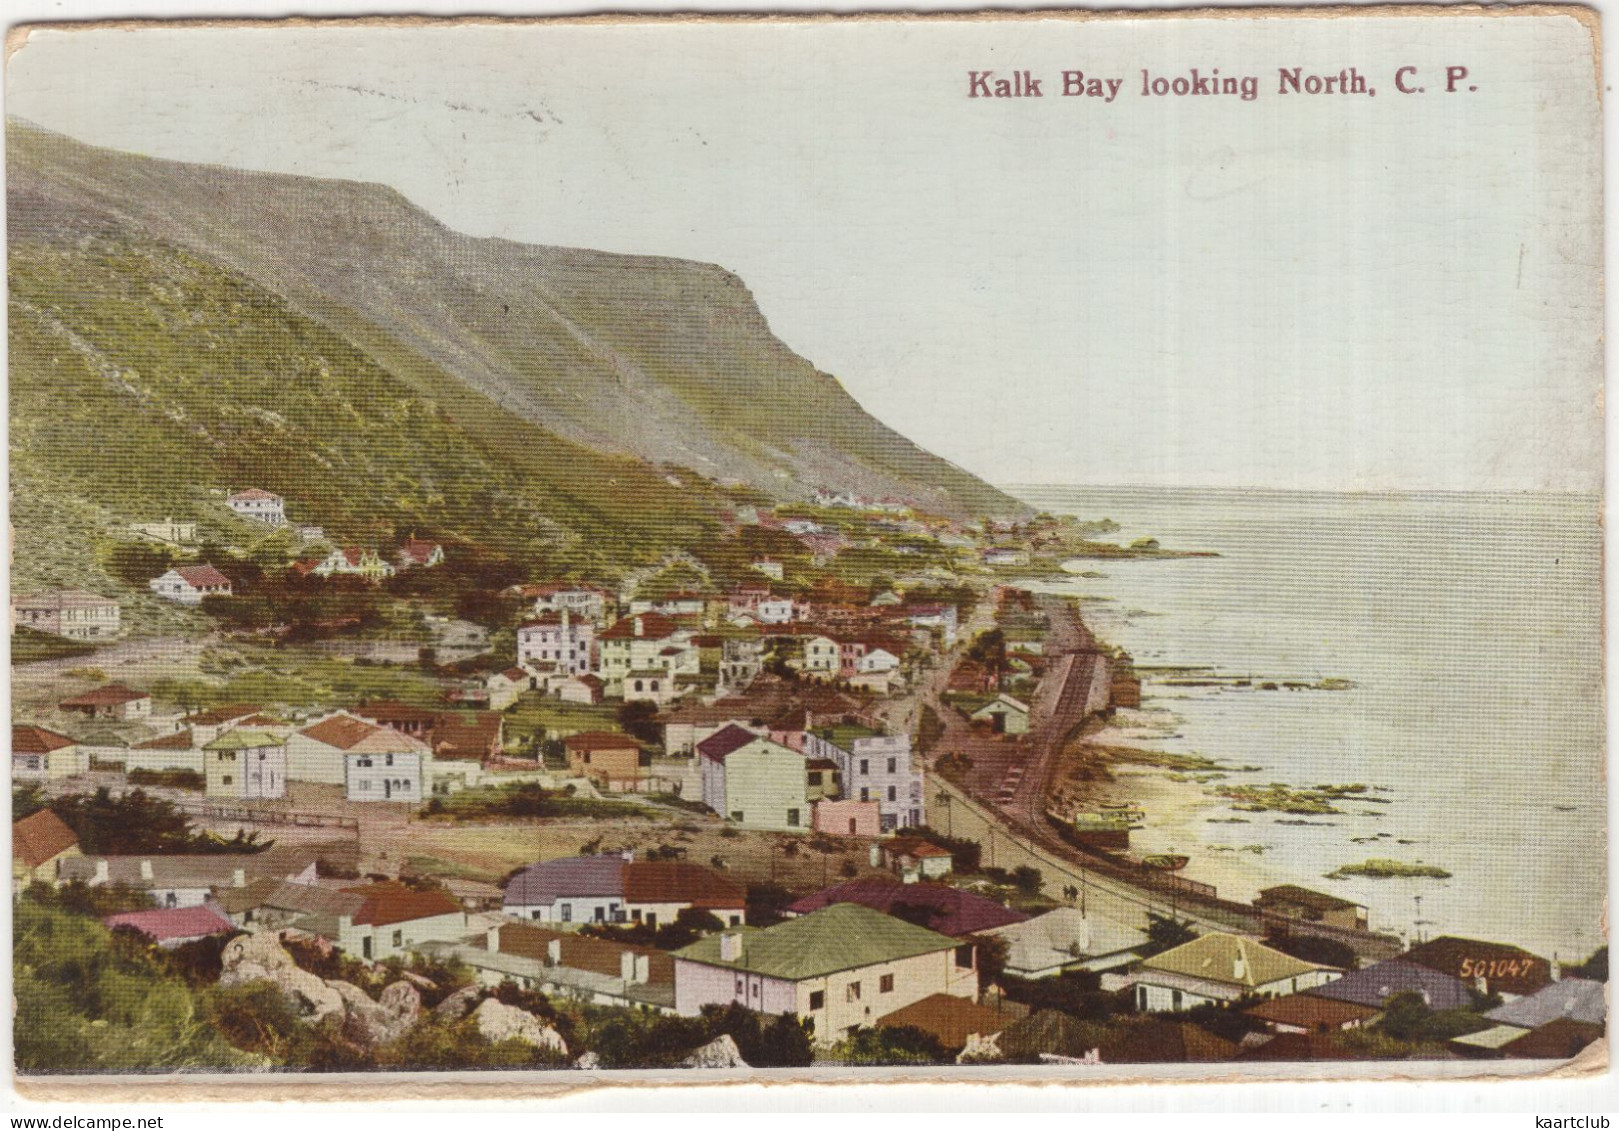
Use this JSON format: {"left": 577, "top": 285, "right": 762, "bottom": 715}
{"left": 13, "top": 809, "right": 79, "bottom": 869}
{"left": 1138, "top": 932, "right": 1335, "bottom": 989}
{"left": 675, "top": 902, "right": 960, "bottom": 981}
{"left": 1485, "top": 977, "right": 1607, "bottom": 1029}
{"left": 103, "top": 904, "right": 235, "bottom": 942}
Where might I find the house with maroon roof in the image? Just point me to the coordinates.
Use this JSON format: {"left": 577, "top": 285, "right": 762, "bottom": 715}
{"left": 396, "top": 536, "right": 445, "bottom": 570}
{"left": 12, "top": 725, "right": 87, "bottom": 781}
{"left": 1401, "top": 936, "right": 1553, "bottom": 998}
{"left": 486, "top": 666, "right": 531, "bottom": 710}
{"left": 12, "top": 809, "right": 80, "bottom": 886}
{"left": 149, "top": 563, "right": 234, "bottom": 605}
{"left": 784, "top": 879, "right": 1028, "bottom": 938}
{"left": 697, "top": 724, "right": 810, "bottom": 831}
{"left": 264, "top": 880, "right": 466, "bottom": 962}
{"left": 104, "top": 903, "right": 237, "bottom": 948}
{"left": 429, "top": 711, "right": 504, "bottom": 762}
{"left": 58, "top": 682, "right": 152, "bottom": 722}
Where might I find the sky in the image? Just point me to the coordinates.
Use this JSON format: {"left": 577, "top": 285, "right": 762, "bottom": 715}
{"left": 4, "top": 14, "right": 1603, "bottom": 491}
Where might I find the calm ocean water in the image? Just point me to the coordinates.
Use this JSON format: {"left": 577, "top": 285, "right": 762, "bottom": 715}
{"left": 1010, "top": 486, "right": 1605, "bottom": 960}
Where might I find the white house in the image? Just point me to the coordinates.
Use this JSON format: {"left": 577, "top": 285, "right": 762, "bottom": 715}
{"left": 1129, "top": 932, "right": 1342, "bottom": 1012}
{"left": 227, "top": 488, "right": 286, "bottom": 525}
{"left": 149, "top": 564, "right": 234, "bottom": 605}
{"left": 517, "top": 611, "right": 595, "bottom": 676}
{"left": 345, "top": 747, "right": 425, "bottom": 803}
{"left": 12, "top": 591, "right": 122, "bottom": 640}
{"left": 524, "top": 585, "right": 609, "bottom": 624}
{"left": 287, "top": 713, "right": 432, "bottom": 785}
{"left": 486, "top": 667, "right": 531, "bottom": 710}
{"left": 803, "top": 725, "right": 923, "bottom": 832}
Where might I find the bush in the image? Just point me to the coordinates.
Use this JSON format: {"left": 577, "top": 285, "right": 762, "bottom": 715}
{"left": 831, "top": 1024, "right": 947, "bottom": 1066}
{"left": 127, "top": 768, "right": 205, "bottom": 791}
{"left": 1262, "top": 929, "right": 1359, "bottom": 971}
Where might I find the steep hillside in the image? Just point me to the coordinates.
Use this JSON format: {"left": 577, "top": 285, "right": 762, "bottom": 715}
{"left": 8, "top": 121, "right": 1021, "bottom": 587}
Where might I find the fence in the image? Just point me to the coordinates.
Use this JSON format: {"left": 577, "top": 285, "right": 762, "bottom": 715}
{"left": 173, "top": 801, "right": 359, "bottom": 832}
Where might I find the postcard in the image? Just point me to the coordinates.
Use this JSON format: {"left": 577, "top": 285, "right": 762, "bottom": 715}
{"left": 4, "top": 6, "right": 1605, "bottom": 1095}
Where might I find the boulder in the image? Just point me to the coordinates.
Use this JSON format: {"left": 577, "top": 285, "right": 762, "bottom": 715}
{"left": 379, "top": 981, "right": 422, "bottom": 1031}
{"left": 217, "top": 931, "right": 346, "bottom": 1022}
{"left": 433, "top": 985, "right": 482, "bottom": 1022}
{"left": 574, "top": 1051, "right": 601, "bottom": 1070}
{"left": 471, "top": 997, "right": 568, "bottom": 1055}
{"left": 681, "top": 1034, "right": 748, "bottom": 1069}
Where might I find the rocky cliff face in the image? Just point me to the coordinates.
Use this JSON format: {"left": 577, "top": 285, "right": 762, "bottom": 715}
{"left": 8, "top": 118, "right": 1020, "bottom": 576}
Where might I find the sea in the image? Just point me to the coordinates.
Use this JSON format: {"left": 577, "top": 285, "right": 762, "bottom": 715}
{"left": 1008, "top": 485, "right": 1605, "bottom": 961}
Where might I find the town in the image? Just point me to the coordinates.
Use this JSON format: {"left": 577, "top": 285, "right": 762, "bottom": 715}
{"left": 12, "top": 485, "right": 1604, "bottom": 1072}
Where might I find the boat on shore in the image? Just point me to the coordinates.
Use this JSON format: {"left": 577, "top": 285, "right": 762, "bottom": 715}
{"left": 1141, "top": 853, "right": 1190, "bottom": 872}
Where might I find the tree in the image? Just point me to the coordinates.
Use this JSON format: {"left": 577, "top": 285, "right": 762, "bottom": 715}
{"left": 1011, "top": 865, "right": 1044, "bottom": 897}
{"left": 831, "top": 1024, "right": 948, "bottom": 1065}
{"left": 616, "top": 701, "right": 661, "bottom": 746}
{"left": 1140, "top": 913, "right": 1198, "bottom": 957}
{"left": 1569, "top": 946, "right": 1608, "bottom": 982}
{"left": 974, "top": 932, "right": 1011, "bottom": 993}
{"left": 1262, "top": 929, "right": 1358, "bottom": 971}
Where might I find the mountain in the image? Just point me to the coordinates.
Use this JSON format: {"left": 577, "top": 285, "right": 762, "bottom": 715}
{"left": 7, "top": 119, "right": 1021, "bottom": 592}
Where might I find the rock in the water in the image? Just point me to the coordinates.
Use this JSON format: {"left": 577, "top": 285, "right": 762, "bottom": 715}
{"left": 681, "top": 1034, "right": 748, "bottom": 1069}
{"left": 434, "top": 985, "right": 482, "bottom": 1022}
{"left": 217, "top": 931, "right": 346, "bottom": 1022}
{"left": 471, "top": 997, "right": 568, "bottom": 1055}
{"left": 574, "top": 1051, "right": 601, "bottom": 1070}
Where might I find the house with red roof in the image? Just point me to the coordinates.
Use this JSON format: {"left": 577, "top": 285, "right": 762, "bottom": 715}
{"left": 58, "top": 682, "right": 152, "bottom": 722}
{"left": 396, "top": 535, "right": 445, "bottom": 570}
{"left": 598, "top": 613, "right": 694, "bottom": 696}
{"left": 312, "top": 546, "right": 396, "bottom": 582}
{"left": 262, "top": 880, "right": 466, "bottom": 962}
{"left": 485, "top": 666, "right": 532, "bottom": 710}
{"left": 12, "top": 725, "right": 87, "bottom": 781}
{"left": 697, "top": 724, "right": 810, "bottom": 831}
{"left": 123, "top": 729, "right": 203, "bottom": 775}
{"left": 103, "top": 903, "right": 237, "bottom": 948}
{"left": 149, "top": 563, "right": 234, "bottom": 605}
{"left": 12, "top": 809, "right": 81, "bottom": 886}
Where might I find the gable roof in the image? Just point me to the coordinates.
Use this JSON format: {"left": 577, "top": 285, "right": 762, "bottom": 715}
{"left": 1306, "top": 958, "right": 1473, "bottom": 1011}
{"left": 342, "top": 882, "right": 462, "bottom": 927}
{"left": 181, "top": 704, "right": 260, "bottom": 726}
{"left": 492, "top": 922, "right": 675, "bottom": 986}
{"left": 299, "top": 714, "right": 421, "bottom": 752}
{"left": 979, "top": 907, "right": 1147, "bottom": 967}
{"left": 786, "top": 880, "right": 1026, "bottom": 937}
{"left": 229, "top": 488, "right": 281, "bottom": 502}
{"left": 12, "top": 725, "right": 77, "bottom": 755}
{"left": 13, "top": 809, "right": 80, "bottom": 869}
{"left": 103, "top": 904, "right": 236, "bottom": 943}
{"left": 1485, "top": 977, "right": 1607, "bottom": 1029}
{"left": 622, "top": 861, "right": 745, "bottom": 910}
{"left": 675, "top": 902, "right": 961, "bottom": 981}
{"left": 1245, "top": 993, "right": 1382, "bottom": 1031}
{"left": 59, "top": 683, "right": 149, "bottom": 708}
{"left": 202, "top": 728, "right": 286, "bottom": 751}
{"left": 599, "top": 613, "right": 682, "bottom": 641}
{"left": 503, "top": 855, "right": 627, "bottom": 906}
{"left": 1137, "top": 931, "right": 1336, "bottom": 989}
{"left": 174, "top": 564, "right": 232, "bottom": 589}
{"left": 696, "top": 723, "right": 767, "bottom": 763}
{"left": 1255, "top": 884, "right": 1366, "bottom": 914}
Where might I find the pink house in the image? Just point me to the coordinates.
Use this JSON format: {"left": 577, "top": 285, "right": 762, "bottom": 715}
{"left": 812, "top": 798, "right": 883, "bottom": 837}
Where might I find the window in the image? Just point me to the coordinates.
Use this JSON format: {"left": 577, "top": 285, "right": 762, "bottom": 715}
{"left": 787, "top": 808, "right": 800, "bottom": 827}
{"left": 860, "top": 788, "right": 869, "bottom": 802}
{"left": 751, "top": 983, "right": 760, "bottom": 998}
{"left": 887, "top": 758, "right": 897, "bottom": 774}
{"left": 859, "top": 760, "right": 869, "bottom": 775}
{"left": 880, "top": 974, "right": 894, "bottom": 994}
{"left": 808, "top": 771, "right": 822, "bottom": 786}
{"left": 731, "top": 811, "right": 744, "bottom": 823}
{"left": 1172, "top": 990, "right": 1183, "bottom": 1009}
{"left": 363, "top": 937, "right": 373, "bottom": 959}
{"left": 221, "top": 775, "right": 233, "bottom": 785}
{"left": 809, "top": 990, "right": 825, "bottom": 1011}
{"left": 729, "top": 915, "right": 741, "bottom": 927}
{"left": 954, "top": 944, "right": 975, "bottom": 969}
{"left": 737, "top": 977, "right": 745, "bottom": 994}
{"left": 392, "top": 930, "right": 403, "bottom": 947}
{"left": 846, "top": 981, "right": 862, "bottom": 1002}
{"left": 531, "top": 910, "right": 541, "bottom": 920}
{"left": 887, "top": 786, "right": 897, "bottom": 802}
{"left": 561, "top": 903, "right": 572, "bottom": 922}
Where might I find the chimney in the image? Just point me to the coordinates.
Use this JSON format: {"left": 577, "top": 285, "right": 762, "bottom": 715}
{"left": 486, "top": 924, "right": 502, "bottom": 953}
{"left": 561, "top": 609, "right": 570, "bottom": 633}
{"left": 232, "top": 868, "right": 246, "bottom": 888}
{"left": 621, "top": 951, "right": 637, "bottom": 983}
{"left": 1551, "top": 953, "right": 1562, "bottom": 982}
{"left": 1475, "top": 975, "right": 1488, "bottom": 996}
{"left": 634, "top": 616, "right": 644, "bottom": 638}
{"left": 547, "top": 938, "right": 562, "bottom": 965}
{"left": 1232, "top": 951, "right": 1246, "bottom": 982}
{"left": 1422, "top": 989, "right": 1433, "bottom": 1007}
{"left": 93, "top": 860, "right": 109, "bottom": 885}
{"left": 719, "top": 932, "right": 743, "bottom": 962}
{"left": 634, "top": 954, "right": 650, "bottom": 985}
{"left": 139, "top": 859, "right": 154, "bottom": 880}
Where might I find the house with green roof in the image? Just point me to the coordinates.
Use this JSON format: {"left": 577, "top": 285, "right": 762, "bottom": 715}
{"left": 672, "top": 902, "right": 979, "bottom": 1043}
{"left": 1129, "top": 931, "right": 1342, "bottom": 1012}
{"left": 203, "top": 728, "right": 288, "bottom": 800}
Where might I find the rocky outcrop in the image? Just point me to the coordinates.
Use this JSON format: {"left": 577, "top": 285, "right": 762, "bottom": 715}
{"left": 681, "top": 1034, "right": 748, "bottom": 1069}
{"left": 471, "top": 998, "right": 568, "bottom": 1055}
{"left": 218, "top": 931, "right": 346, "bottom": 1022}
{"left": 433, "top": 985, "right": 482, "bottom": 1022}
{"left": 574, "top": 1051, "right": 601, "bottom": 1070}
{"left": 217, "top": 931, "right": 420, "bottom": 1047}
